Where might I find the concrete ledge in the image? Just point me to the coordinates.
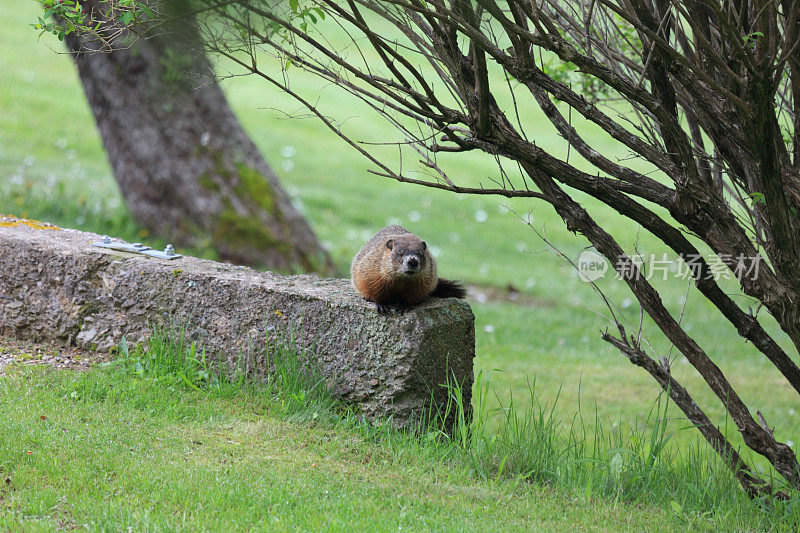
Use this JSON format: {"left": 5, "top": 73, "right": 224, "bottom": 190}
{"left": 0, "top": 218, "right": 474, "bottom": 426}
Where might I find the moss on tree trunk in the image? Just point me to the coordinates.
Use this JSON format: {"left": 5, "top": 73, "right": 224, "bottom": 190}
{"left": 63, "top": 1, "right": 332, "bottom": 273}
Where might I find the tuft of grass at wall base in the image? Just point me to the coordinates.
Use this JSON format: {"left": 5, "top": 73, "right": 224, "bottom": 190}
{"left": 111, "top": 324, "right": 343, "bottom": 424}
{"left": 1, "top": 330, "right": 795, "bottom": 531}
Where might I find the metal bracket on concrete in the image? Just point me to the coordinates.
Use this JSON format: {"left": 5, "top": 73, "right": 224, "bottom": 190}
{"left": 90, "top": 235, "right": 182, "bottom": 260}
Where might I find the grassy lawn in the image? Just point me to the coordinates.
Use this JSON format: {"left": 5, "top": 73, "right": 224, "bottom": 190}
{"left": 0, "top": 367, "right": 671, "bottom": 531}
{"left": 1, "top": 0, "right": 799, "bottom": 527}
{"left": 1, "top": 336, "right": 793, "bottom": 531}
{"left": 5, "top": 366, "right": 578, "bottom": 532}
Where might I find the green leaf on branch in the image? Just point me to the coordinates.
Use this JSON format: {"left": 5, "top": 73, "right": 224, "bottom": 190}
{"left": 743, "top": 31, "right": 764, "bottom": 44}
{"left": 748, "top": 192, "right": 766, "bottom": 205}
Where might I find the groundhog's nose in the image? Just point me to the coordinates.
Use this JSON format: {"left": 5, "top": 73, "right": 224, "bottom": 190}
{"left": 405, "top": 257, "right": 420, "bottom": 271}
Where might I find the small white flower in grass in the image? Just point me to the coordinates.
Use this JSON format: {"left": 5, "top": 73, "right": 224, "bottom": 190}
{"left": 621, "top": 297, "right": 632, "bottom": 309}
{"left": 790, "top": 408, "right": 796, "bottom": 415}
{"left": 429, "top": 246, "right": 442, "bottom": 258}
{"left": 474, "top": 292, "right": 488, "bottom": 303}
{"left": 55, "top": 138, "right": 67, "bottom": 150}
{"left": 345, "top": 229, "right": 358, "bottom": 241}
{"left": 281, "top": 145, "right": 296, "bottom": 158}
{"left": 281, "top": 159, "right": 294, "bottom": 172}
{"left": 408, "top": 210, "right": 421, "bottom": 222}
{"left": 788, "top": 440, "right": 795, "bottom": 448}
{"left": 69, "top": 162, "right": 87, "bottom": 179}
{"left": 474, "top": 209, "right": 488, "bottom": 222}
{"left": 483, "top": 325, "right": 495, "bottom": 333}
{"left": 526, "top": 277, "right": 536, "bottom": 288}
{"left": 23, "top": 155, "right": 35, "bottom": 166}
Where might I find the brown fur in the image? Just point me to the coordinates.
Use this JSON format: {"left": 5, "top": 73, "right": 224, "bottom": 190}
{"left": 351, "top": 225, "right": 438, "bottom": 306}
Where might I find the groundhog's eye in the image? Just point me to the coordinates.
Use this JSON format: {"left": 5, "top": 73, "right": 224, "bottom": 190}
{"left": 421, "top": 241, "right": 427, "bottom": 250}
{"left": 386, "top": 239, "right": 394, "bottom": 250}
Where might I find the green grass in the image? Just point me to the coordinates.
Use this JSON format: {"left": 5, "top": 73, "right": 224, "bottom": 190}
{"left": 1, "top": 332, "right": 797, "bottom": 531}
{"left": 1, "top": 0, "right": 799, "bottom": 520}
{"left": 0, "top": 338, "right": 649, "bottom": 531}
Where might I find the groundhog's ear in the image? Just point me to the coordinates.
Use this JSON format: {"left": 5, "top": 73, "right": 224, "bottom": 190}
{"left": 386, "top": 239, "right": 394, "bottom": 250}
{"left": 421, "top": 241, "right": 427, "bottom": 250}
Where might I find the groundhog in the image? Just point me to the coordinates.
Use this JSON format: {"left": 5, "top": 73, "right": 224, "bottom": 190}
{"left": 351, "top": 225, "right": 466, "bottom": 315}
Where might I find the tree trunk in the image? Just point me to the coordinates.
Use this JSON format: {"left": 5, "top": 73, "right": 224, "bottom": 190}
{"left": 62, "top": 2, "right": 332, "bottom": 273}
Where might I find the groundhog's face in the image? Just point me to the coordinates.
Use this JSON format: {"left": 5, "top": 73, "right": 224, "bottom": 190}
{"left": 385, "top": 236, "right": 429, "bottom": 277}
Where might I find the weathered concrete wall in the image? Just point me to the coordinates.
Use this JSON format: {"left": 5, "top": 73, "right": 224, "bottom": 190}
{"left": 0, "top": 218, "right": 474, "bottom": 426}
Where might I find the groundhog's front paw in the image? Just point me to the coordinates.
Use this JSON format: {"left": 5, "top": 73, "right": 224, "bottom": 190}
{"left": 393, "top": 303, "right": 411, "bottom": 315}
{"left": 374, "top": 302, "right": 412, "bottom": 315}
{"left": 375, "top": 302, "right": 393, "bottom": 315}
